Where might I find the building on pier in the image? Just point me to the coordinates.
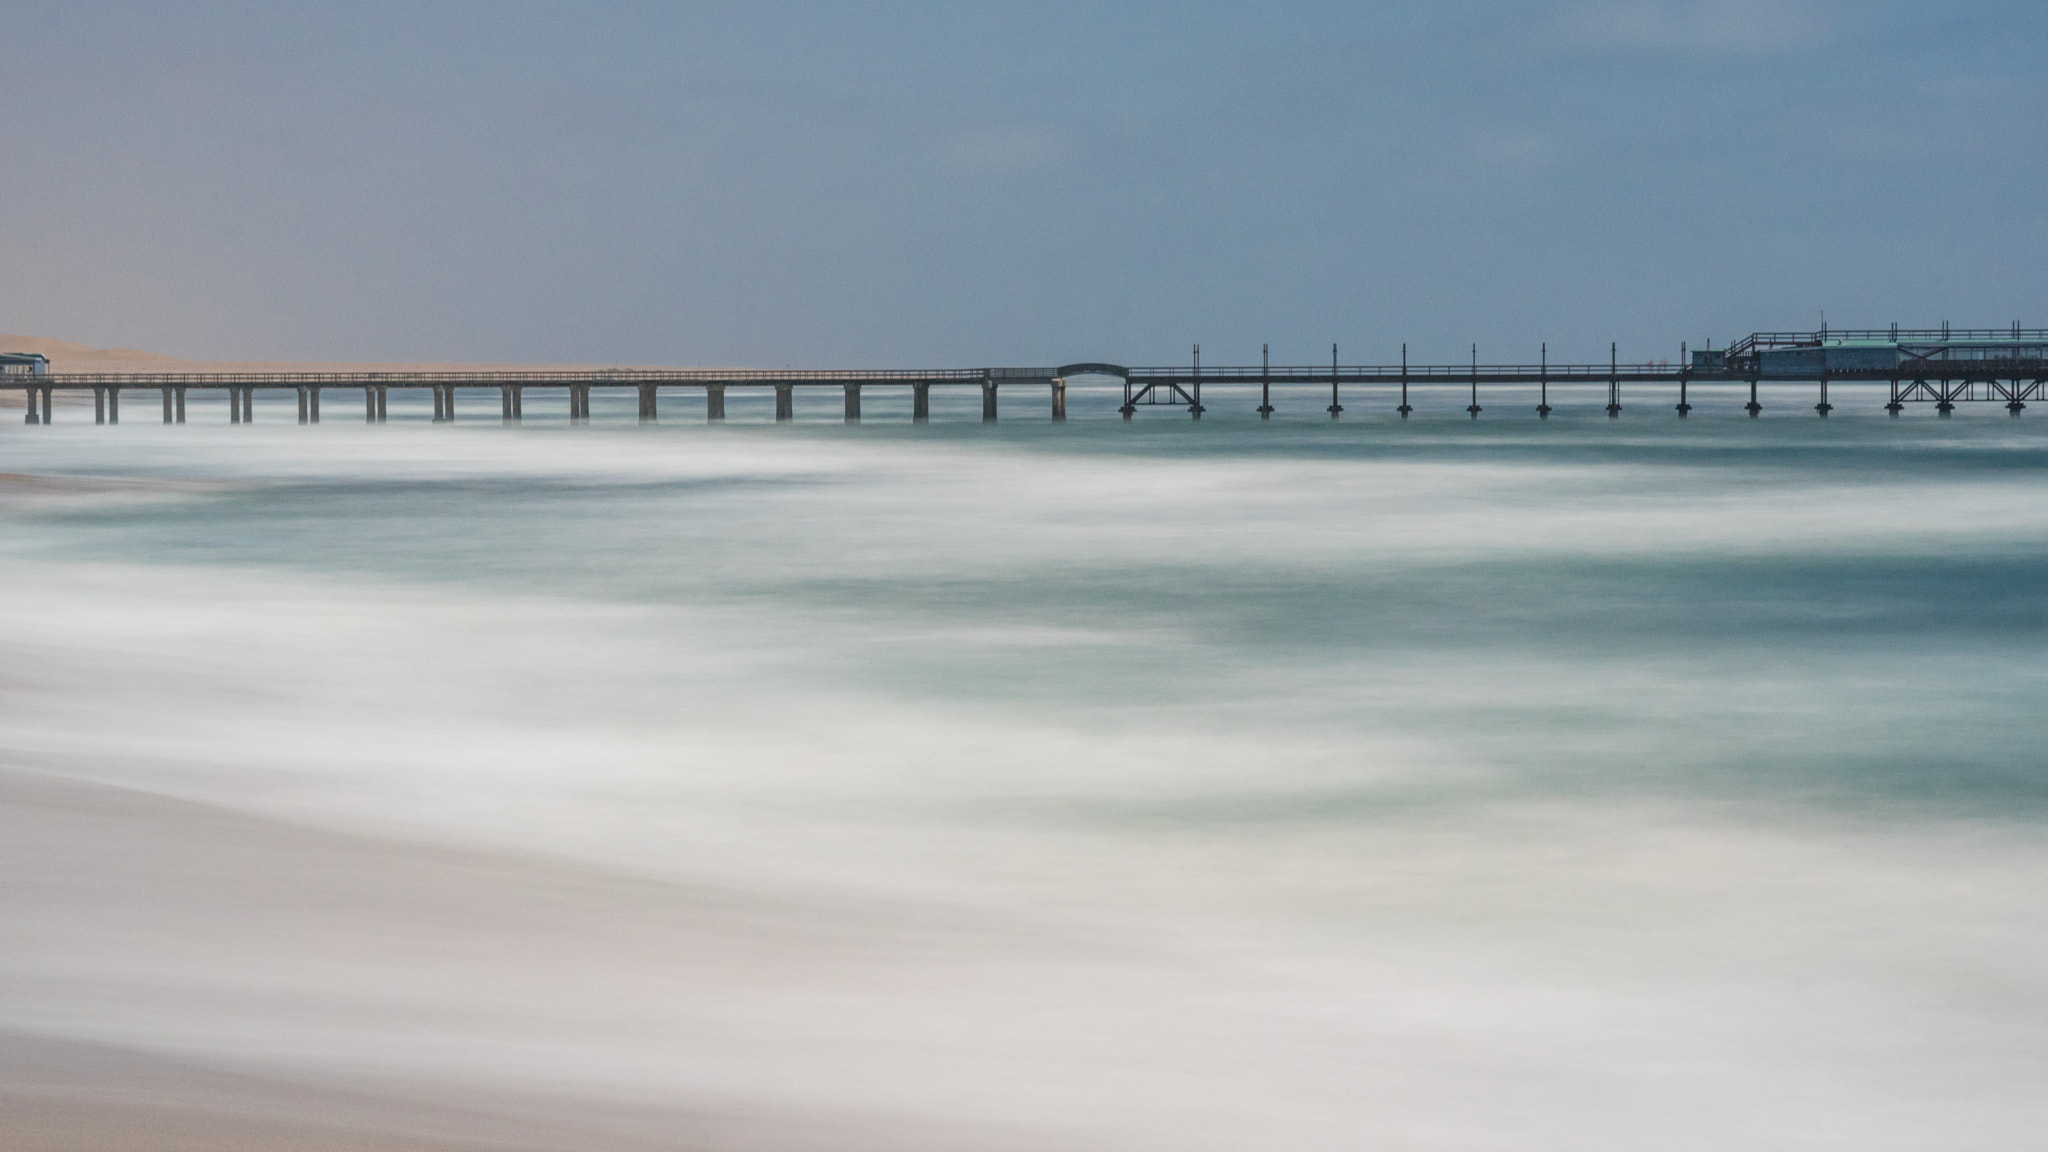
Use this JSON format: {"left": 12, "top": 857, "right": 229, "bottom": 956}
{"left": 0, "top": 352, "right": 49, "bottom": 376}
{"left": 1722, "top": 328, "right": 2048, "bottom": 378}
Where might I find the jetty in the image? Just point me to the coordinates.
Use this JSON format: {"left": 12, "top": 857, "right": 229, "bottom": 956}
{"left": 9, "top": 326, "right": 2046, "bottom": 424}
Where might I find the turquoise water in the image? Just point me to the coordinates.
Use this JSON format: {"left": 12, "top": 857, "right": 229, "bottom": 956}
{"left": 4, "top": 397, "right": 2047, "bottom": 1149}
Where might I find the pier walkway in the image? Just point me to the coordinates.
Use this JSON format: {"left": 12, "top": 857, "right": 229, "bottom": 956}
{"left": 10, "top": 327, "right": 2047, "bottom": 424}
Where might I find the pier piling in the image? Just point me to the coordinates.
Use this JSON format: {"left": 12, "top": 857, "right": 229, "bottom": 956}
{"left": 913, "top": 383, "right": 930, "bottom": 423}
{"left": 24, "top": 386, "right": 39, "bottom": 424}
{"left": 162, "top": 386, "right": 174, "bottom": 424}
{"left": 775, "top": 383, "right": 794, "bottom": 422}
{"left": 706, "top": 384, "right": 724, "bottom": 422}
{"left": 982, "top": 375, "right": 998, "bottom": 422}
{"left": 1051, "top": 378, "right": 1066, "bottom": 422}
{"left": 844, "top": 383, "right": 861, "bottom": 423}
{"left": 1327, "top": 344, "right": 1343, "bottom": 419}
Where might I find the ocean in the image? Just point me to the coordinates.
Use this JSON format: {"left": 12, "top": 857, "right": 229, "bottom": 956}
{"left": 4, "top": 387, "right": 2046, "bottom": 1150}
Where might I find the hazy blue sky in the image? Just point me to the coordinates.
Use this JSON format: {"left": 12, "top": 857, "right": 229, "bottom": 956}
{"left": 2, "top": 1, "right": 2042, "bottom": 366}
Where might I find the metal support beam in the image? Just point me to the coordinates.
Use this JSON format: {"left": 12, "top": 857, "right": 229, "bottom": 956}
{"left": 1188, "top": 347, "right": 1203, "bottom": 420}
{"left": 1398, "top": 344, "right": 1412, "bottom": 418}
{"left": 1606, "top": 343, "right": 1621, "bottom": 418}
{"left": 1327, "top": 344, "right": 1343, "bottom": 418}
{"left": 1257, "top": 345, "right": 1273, "bottom": 418}
{"left": 1675, "top": 343, "right": 1690, "bottom": 417}
{"left": 1815, "top": 369, "right": 1832, "bottom": 417}
{"left": 1466, "top": 345, "right": 1482, "bottom": 419}
{"left": 1119, "top": 376, "right": 1133, "bottom": 419}
{"left": 1537, "top": 343, "right": 1551, "bottom": 419}
{"left": 1746, "top": 377, "right": 1761, "bottom": 418}
{"left": 1887, "top": 378, "right": 1902, "bottom": 417}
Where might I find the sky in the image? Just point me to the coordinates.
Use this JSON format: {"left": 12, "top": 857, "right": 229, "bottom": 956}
{"left": 1, "top": 0, "right": 2044, "bottom": 368}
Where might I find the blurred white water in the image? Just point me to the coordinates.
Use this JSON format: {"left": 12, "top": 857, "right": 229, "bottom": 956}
{"left": 4, "top": 411, "right": 2048, "bottom": 1150}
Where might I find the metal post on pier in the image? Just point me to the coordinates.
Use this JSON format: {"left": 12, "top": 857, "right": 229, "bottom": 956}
{"left": 1887, "top": 378, "right": 1902, "bottom": 417}
{"left": 1537, "top": 344, "right": 1551, "bottom": 418}
{"left": 1606, "top": 343, "right": 1621, "bottom": 418}
{"left": 982, "top": 372, "right": 998, "bottom": 422}
{"left": 1189, "top": 346, "right": 1203, "bottom": 420}
{"left": 1119, "top": 375, "right": 1133, "bottom": 420}
{"left": 705, "top": 384, "right": 724, "bottom": 422}
{"left": 1676, "top": 343, "right": 1691, "bottom": 418}
{"left": 775, "top": 383, "right": 794, "bottom": 423}
{"left": 1815, "top": 362, "right": 1832, "bottom": 418}
{"left": 1745, "top": 375, "right": 1761, "bottom": 418}
{"left": 1327, "top": 344, "right": 1343, "bottom": 419}
{"left": 844, "top": 383, "right": 861, "bottom": 423}
{"left": 1258, "top": 345, "right": 1273, "bottom": 418}
{"left": 1398, "top": 345, "right": 1412, "bottom": 418}
{"left": 1466, "top": 345, "right": 1481, "bottom": 419}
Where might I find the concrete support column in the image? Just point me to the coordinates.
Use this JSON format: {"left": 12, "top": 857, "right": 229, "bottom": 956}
{"left": 569, "top": 385, "right": 587, "bottom": 423}
{"left": 95, "top": 386, "right": 106, "bottom": 425}
{"left": 1815, "top": 372, "right": 1832, "bottom": 418}
{"left": 1121, "top": 377, "right": 1134, "bottom": 420}
{"left": 912, "top": 383, "right": 930, "bottom": 423}
{"left": 24, "top": 386, "right": 39, "bottom": 424}
{"left": 107, "top": 386, "right": 120, "bottom": 424}
{"left": 39, "top": 386, "right": 52, "bottom": 424}
{"left": 1745, "top": 378, "right": 1762, "bottom": 418}
{"left": 705, "top": 384, "right": 725, "bottom": 422}
{"left": 241, "top": 387, "right": 254, "bottom": 423}
{"left": 982, "top": 379, "right": 998, "bottom": 422}
{"left": 1051, "top": 378, "right": 1066, "bottom": 422}
{"left": 375, "top": 386, "right": 388, "bottom": 423}
{"left": 432, "top": 386, "right": 447, "bottom": 423}
{"left": 309, "top": 387, "right": 321, "bottom": 423}
{"left": 511, "top": 385, "right": 523, "bottom": 421}
{"left": 638, "top": 384, "right": 657, "bottom": 423}
{"left": 174, "top": 387, "right": 186, "bottom": 424}
{"left": 162, "top": 386, "right": 174, "bottom": 424}
{"left": 500, "top": 385, "right": 513, "bottom": 423}
{"left": 297, "top": 385, "right": 310, "bottom": 425}
{"left": 843, "top": 383, "right": 861, "bottom": 422}
{"left": 366, "top": 387, "right": 378, "bottom": 423}
{"left": 774, "top": 384, "right": 794, "bottom": 422}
